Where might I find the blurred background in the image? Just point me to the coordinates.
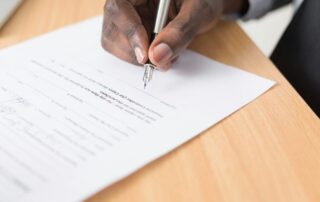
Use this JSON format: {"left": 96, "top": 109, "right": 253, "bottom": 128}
{"left": 239, "top": 0, "right": 304, "bottom": 56}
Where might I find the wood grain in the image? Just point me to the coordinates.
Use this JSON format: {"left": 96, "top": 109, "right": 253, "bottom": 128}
{"left": 1, "top": 1, "right": 319, "bottom": 202}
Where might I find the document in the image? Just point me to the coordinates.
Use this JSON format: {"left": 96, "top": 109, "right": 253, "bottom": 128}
{"left": 0, "top": 17, "right": 274, "bottom": 202}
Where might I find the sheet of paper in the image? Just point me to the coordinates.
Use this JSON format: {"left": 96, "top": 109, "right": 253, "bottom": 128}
{"left": 0, "top": 17, "right": 274, "bottom": 202}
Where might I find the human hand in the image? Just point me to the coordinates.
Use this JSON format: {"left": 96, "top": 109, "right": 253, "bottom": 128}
{"left": 101, "top": 0, "right": 248, "bottom": 71}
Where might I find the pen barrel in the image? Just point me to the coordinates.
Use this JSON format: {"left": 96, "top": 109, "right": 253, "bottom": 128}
{"left": 145, "top": 32, "right": 158, "bottom": 65}
{"left": 154, "top": 0, "right": 171, "bottom": 33}
{"left": 145, "top": 0, "right": 170, "bottom": 66}
{"left": 149, "top": 32, "right": 157, "bottom": 44}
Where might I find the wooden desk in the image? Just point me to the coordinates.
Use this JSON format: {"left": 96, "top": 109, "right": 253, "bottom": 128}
{"left": 1, "top": 1, "right": 319, "bottom": 201}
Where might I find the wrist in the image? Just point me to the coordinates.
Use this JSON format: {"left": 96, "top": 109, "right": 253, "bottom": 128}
{"left": 223, "top": 0, "right": 249, "bottom": 16}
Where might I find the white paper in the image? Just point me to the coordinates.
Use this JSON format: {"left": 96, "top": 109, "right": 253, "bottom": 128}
{"left": 0, "top": 17, "right": 274, "bottom": 202}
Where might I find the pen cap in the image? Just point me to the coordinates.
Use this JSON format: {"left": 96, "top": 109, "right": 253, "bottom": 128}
{"left": 154, "top": 0, "right": 171, "bottom": 33}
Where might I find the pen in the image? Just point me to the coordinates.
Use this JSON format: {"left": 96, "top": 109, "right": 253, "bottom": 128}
{"left": 143, "top": 0, "right": 171, "bottom": 89}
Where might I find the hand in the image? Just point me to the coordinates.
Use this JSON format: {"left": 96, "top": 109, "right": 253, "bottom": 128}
{"left": 101, "top": 0, "right": 248, "bottom": 71}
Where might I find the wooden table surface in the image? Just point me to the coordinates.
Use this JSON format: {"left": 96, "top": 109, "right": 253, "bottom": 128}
{"left": 1, "top": 0, "right": 319, "bottom": 202}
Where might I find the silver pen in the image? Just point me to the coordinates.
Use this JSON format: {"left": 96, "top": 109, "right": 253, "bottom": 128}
{"left": 143, "top": 0, "right": 171, "bottom": 89}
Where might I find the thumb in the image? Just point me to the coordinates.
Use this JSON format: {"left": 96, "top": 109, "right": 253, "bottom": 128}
{"left": 148, "top": 1, "right": 208, "bottom": 70}
{"left": 149, "top": 1, "right": 220, "bottom": 71}
{"left": 149, "top": 12, "right": 196, "bottom": 70}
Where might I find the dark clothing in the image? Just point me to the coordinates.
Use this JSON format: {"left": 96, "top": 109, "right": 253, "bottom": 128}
{"left": 271, "top": 0, "right": 320, "bottom": 116}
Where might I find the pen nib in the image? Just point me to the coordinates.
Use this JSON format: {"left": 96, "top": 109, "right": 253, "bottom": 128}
{"left": 143, "top": 63, "right": 155, "bottom": 89}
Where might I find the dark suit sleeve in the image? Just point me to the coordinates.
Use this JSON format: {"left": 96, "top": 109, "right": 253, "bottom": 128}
{"left": 272, "top": 0, "right": 293, "bottom": 10}
{"left": 243, "top": 0, "right": 293, "bottom": 20}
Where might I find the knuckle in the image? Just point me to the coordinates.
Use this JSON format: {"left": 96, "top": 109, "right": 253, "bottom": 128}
{"left": 101, "top": 36, "right": 138, "bottom": 65}
{"left": 101, "top": 36, "right": 112, "bottom": 52}
{"left": 171, "top": 18, "right": 190, "bottom": 33}
{"left": 199, "top": 0, "right": 214, "bottom": 11}
{"left": 170, "top": 18, "right": 195, "bottom": 42}
{"left": 129, "top": 52, "right": 140, "bottom": 65}
{"left": 103, "top": 23, "right": 118, "bottom": 40}
{"left": 124, "top": 22, "right": 142, "bottom": 39}
{"left": 104, "top": 0, "right": 119, "bottom": 17}
{"left": 101, "top": 23, "right": 118, "bottom": 51}
{"left": 101, "top": 41, "right": 111, "bottom": 53}
{"left": 197, "top": 1, "right": 220, "bottom": 19}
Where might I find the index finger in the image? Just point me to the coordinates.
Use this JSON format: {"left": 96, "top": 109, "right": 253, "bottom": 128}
{"left": 104, "top": 0, "right": 149, "bottom": 64}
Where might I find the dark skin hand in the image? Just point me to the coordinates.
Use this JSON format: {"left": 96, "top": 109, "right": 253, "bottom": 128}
{"left": 102, "top": 0, "right": 248, "bottom": 71}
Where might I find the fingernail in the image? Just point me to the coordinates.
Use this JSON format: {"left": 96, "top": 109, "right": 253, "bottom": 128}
{"left": 152, "top": 43, "right": 173, "bottom": 64}
{"left": 134, "top": 47, "right": 145, "bottom": 64}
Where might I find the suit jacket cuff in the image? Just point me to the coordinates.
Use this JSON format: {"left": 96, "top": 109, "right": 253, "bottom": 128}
{"left": 242, "top": 0, "right": 274, "bottom": 20}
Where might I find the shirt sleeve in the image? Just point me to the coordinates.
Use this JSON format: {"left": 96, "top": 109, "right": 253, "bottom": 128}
{"left": 242, "top": 0, "right": 275, "bottom": 20}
